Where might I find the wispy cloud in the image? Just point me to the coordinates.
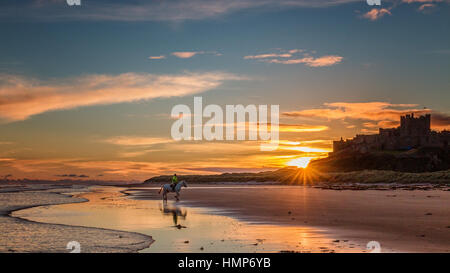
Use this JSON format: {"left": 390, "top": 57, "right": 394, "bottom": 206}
{"left": 0, "top": 72, "right": 243, "bottom": 121}
{"left": 283, "top": 102, "right": 426, "bottom": 121}
{"left": 148, "top": 55, "right": 166, "bottom": 60}
{"left": 104, "top": 136, "right": 174, "bottom": 146}
{"left": 417, "top": 3, "right": 436, "bottom": 11}
{"left": 267, "top": 55, "right": 343, "bottom": 67}
{"left": 171, "top": 51, "right": 221, "bottom": 58}
{"left": 279, "top": 124, "right": 329, "bottom": 132}
{"left": 55, "top": 173, "right": 89, "bottom": 178}
{"left": 1, "top": 0, "right": 360, "bottom": 22}
{"left": 148, "top": 51, "right": 221, "bottom": 60}
{"left": 244, "top": 53, "right": 293, "bottom": 59}
{"left": 245, "top": 49, "right": 343, "bottom": 67}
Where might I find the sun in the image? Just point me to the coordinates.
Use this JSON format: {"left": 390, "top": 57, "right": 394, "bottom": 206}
{"left": 286, "top": 157, "right": 314, "bottom": 169}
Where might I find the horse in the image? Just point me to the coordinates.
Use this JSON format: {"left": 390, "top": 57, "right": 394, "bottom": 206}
{"left": 158, "top": 180, "right": 188, "bottom": 201}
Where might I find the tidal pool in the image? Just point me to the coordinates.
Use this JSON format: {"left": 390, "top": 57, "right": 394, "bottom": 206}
{"left": 13, "top": 186, "right": 364, "bottom": 253}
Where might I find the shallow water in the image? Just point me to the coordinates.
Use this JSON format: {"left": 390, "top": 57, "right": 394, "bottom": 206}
{"left": 13, "top": 186, "right": 364, "bottom": 253}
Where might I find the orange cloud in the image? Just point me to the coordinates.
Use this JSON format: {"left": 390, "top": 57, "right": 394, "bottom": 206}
{"left": 282, "top": 102, "right": 450, "bottom": 131}
{"left": 279, "top": 124, "right": 329, "bottom": 132}
{"left": 362, "top": 8, "right": 391, "bottom": 21}
{"left": 0, "top": 141, "right": 13, "bottom": 145}
{"left": 266, "top": 55, "right": 343, "bottom": 67}
{"left": 0, "top": 150, "right": 282, "bottom": 180}
{"left": 244, "top": 53, "right": 292, "bottom": 59}
{"left": 148, "top": 55, "right": 166, "bottom": 60}
{"left": 281, "top": 146, "right": 331, "bottom": 153}
{"left": 244, "top": 48, "right": 342, "bottom": 67}
{"left": 0, "top": 72, "right": 242, "bottom": 121}
{"left": 283, "top": 102, "right": 427, "bottom": 121}
{"left": 1, "top": 134, "right": 337, "bottom": 180}
{"left": 104, "top": 137, "right": 175, "bottom": 146}
{"left": 172, "top": 51, "right": 201, "bottom": 58}
{"left": 171, "top": 51, "right": 222, "bottom": 58}
{"left": 418, "top": 3, "right": 436, "bottom": 11}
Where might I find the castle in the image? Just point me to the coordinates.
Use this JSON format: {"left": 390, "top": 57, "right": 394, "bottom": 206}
{"left": 333, "top": 114, "right": 450, "bottom": 154}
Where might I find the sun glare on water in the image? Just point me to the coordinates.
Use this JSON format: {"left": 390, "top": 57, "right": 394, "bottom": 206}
{"left": 286, "top": 157, "right": 314, "bottom": 168}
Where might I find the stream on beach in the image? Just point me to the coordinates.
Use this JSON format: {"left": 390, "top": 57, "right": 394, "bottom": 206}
{"left": 12, "top": 186, "right": 366, "bottom": 253}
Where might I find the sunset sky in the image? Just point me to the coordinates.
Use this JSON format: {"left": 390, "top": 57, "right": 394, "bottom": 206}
{"left": 0, "top": 0, "right": 449, "bottom": 181}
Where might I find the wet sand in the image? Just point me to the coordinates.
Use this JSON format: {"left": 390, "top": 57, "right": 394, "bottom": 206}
{"left": 130, "top": 185, "right": 450, "bottom": 253}
{"left": 14, "top": 186, "right": 364, "bottom": 253}
{"left": 0, "top": 185, "right": 153, "bottom": 253}
{"left": 2, "top": 183, "right": 449, "bottom": 253}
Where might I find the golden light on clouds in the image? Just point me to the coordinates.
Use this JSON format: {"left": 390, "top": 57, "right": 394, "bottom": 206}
{"left": 5, "top": 99, "right": 447, "bottom": 181}
{"left": 282, "top": 102, "right": 427, "bottom": 121}
{"left": 279, "top": 124, "right": 329, "bottom": 132}
{"left": 286, "top": 157, "right": 314, "bottom": 168}
{"left": 171, "top": 51, "right": 200, "bottom": 58}
{"left": 282, "top": 101, "right": 450, "bottom": 133}
{"left": 281, "top": 146, "right": 331, "bottom": 153}
{"left": 0, "top": 72, "right": 242, "bottom": 121}
{"left": 104, "top": 137, "right": 174, "bottom": 146}
{"left": 266, "top": 55, "right": 343, "bottom": 67}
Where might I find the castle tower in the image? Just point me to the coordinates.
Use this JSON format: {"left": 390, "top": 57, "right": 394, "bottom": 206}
{"left": 399, "top": 113, "right": 430, "bottom": 136}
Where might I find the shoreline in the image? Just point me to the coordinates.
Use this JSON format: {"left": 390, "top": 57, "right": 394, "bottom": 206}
{"left": 0, "top": 185, "right": 154, "bottom": 253}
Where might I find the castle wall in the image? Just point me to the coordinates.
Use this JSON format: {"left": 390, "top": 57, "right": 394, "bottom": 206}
{"left": 332, "top": 114, "right": 448, "bottom": 153}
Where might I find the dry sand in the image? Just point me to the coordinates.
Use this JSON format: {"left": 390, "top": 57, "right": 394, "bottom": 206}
{"left": 147, "top": 185, "right": 450, "bottom": 253}
{"left": 0, "top": 185, "right": 153, "bottom": 253}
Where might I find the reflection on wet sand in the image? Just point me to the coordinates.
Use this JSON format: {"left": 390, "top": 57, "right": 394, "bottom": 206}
{"left": 160, "top": 202, "right": 187, "bottom": 228}
{"left": 12, "top": 186, "right": 366, "bottom": 253}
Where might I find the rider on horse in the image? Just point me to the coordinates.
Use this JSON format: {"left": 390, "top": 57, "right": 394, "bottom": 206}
{"left": 170, "top": 174, "right": 178, "bottom": 191}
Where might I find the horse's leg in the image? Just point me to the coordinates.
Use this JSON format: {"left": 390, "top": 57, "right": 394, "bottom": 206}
{"left": 175, "top": 192, "right": 180, "bottom": 201}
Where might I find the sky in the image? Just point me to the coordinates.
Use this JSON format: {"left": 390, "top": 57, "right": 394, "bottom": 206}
{"left": 0, "top": 0, "right": 449, "bottom": 181}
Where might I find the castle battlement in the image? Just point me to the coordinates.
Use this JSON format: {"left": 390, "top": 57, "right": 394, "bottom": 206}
{"left": 333, "top": 114, "right": 449, "bottom": 154}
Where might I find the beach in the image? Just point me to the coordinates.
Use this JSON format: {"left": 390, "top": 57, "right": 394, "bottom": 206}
{"left": 0, "top": 184, "right": 153, "bottom": 253}
{"left": 1, "top": 183, "right": 449, "bottom": 253}
{"left": 128, "top": 184, "right": 450, "bottom": 253}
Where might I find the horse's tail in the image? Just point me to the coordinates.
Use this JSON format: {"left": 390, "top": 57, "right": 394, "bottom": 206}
{"left": 158, "top": 185, "right": 163, "bottom": 194}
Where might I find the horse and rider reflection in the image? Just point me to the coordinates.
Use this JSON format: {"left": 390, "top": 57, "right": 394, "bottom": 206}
{"left": 159, "top": 202, "right": 187, "bottom": 227}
